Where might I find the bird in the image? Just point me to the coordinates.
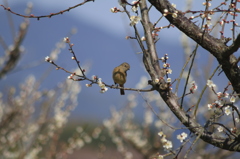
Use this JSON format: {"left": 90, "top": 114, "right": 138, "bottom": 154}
{"left": 112, "top": 62, "right": 130, "bottom": 95}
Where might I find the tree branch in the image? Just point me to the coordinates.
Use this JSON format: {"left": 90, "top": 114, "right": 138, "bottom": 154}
{"left": 139, "top": 0, "right": 240, "bottom": 152}
{"left": 0, "top": 19, "right": 29, "bottom": 79}
{"left": 140, "top": 0, "right": 166, "bottom": 94}
{"left": 148, "top": 0, "right": 240, "bottom": 97}
{"left": 227, "top": 34, "right": 240, "bottom": 56}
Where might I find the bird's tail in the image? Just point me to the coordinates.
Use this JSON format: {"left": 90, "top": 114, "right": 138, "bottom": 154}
{"left": 120, "top": 89, "right": 125, "bottom": 95}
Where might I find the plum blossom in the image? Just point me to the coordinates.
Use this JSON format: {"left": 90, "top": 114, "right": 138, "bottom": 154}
{"left": 218, "top": 126, "right": 223, "bottom": 132}
{"left": 190, "top": 81, "right": 198, "bottom": 93}
{"left": 163, "top": 140, "right": 173, "bottom": 150}
{"left": 167, "top": 78, "right": 171, "bottom": 83}
{"left": 207, "top": 79, "right": 216, "bottom": 88}
{"left": 97, "top": 78, "right": 108, "bottom": 93}
{"left": 230, "top": 96, "right": 236, "bottom": 103}
{"left": 217, "top": 92, "right": 229, "bottom": 99}
{"left": 158, "top": 131, "right": 164, "bottom": 137}
{"left": 208, "top": 104, "right": 213, "bottom": 110}
{"left": 131, "top": 1, "right": 139, "bottom": 12}
{"left": 172, "top": 12, "right": 178, "bottom": 18}
{"left": 224, "top": 106, "right": 231, "bottom": 115}
{"left": 171, "top": 3, "right": 176, "bottom": 8}
{"left": 177, "top": 132, "right": 188, "bottom": 142}
{"left": 235, "top": 118, "right": 239, "bottom": 123}
{"left": 130, "top": 16, "right": 141, "bottom": 26}
{"left": 63, "top": 37, "right": 70, "bottom": 43}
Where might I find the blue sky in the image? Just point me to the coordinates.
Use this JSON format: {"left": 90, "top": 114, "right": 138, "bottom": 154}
{"left": 6, "top": 0, "right": 181, "bottom": 38}
{"left": 1, "top": 0, "right": 239, "bottom": 122}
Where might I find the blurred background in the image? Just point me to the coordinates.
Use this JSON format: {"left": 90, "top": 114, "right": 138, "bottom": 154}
{"left": 1, "top": 0, "right": 240, "bottom": 158}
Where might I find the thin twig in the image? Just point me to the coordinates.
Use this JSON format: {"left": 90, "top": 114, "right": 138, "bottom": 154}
{"left": 0, "top": 0, "right": 94, "bottom": 20}
{"left": 193, "top": 64, "right": 221, "bottom": 118}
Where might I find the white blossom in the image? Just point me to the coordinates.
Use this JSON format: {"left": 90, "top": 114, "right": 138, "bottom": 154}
{"left": 207, "top": 79, "right": 216, "bottom": 88}
{"left": 163, "top": 140, "right": 173, "bottom": 150}
{"left": 201, "top": 14, "right": 206, "bottom": 19}
{"left": 230, "top": 96, "right": 236, "bottom": 103}
{"left": 158, "top": 131, "right": 164, "bottom": 137}
{"left": 158, "top": 155, "right": 164, "bottom": 159}
{"left": 130, "top": 16, "right": 141, "bottom": 26}
{"left": 141, "top": 36, "right": 146, "bottom": 41}
{"left": 91, "top": 75, "right": 96, "bottom": 80}
{"left": 190, "top": 81, "right": 198, "bottom": 92}
{"left": 207, "top": 104, "right": 213, "bottom": 110}
{"left": 155, "top": 78, "right": 160, "bottom": 83}
{"left": 235, "top": 118, "right": 239, "bottom": 123}
{"left": 100, "top": 87, "right": 108, "bottom": 93}
{"left": 85, "top": 84, "right": 92, "bottom": 87}
{"left": 224, "top": 106, "right": 231, "bottom": 115}
{"left": 220, "top": 21, "right": 224, "bottom": 26}
{"left": 215, "top": 100, "right": 223, "bottom": 106}
{"left": 217, "top": 92, "right": 229, "bottom": 98}
{"left": 110, "top": 7, "right": 115, "bottom": 13}
{"left": 63, "top": 37, "right": 70, "bottom": 43}
{"left": 203, "top": 2, "right": 211, "bottom": 7}
{"left": 218, "top": 126, "right": 223, "bottom": 132}
{"left": 172, "top": 12, "right": 178, "bottom": 18}
{"left": 167, "top": 78, "right": 171, "bottom": 83}
{"left": 161, "top": 136, "right": 167, "bottom": 143}
{"left": 97, "top": 78, "right": 108, "bottom": 93}
{"left": 206, "top": 20, "right": 212, "bottom": 27}
{"left": 167, "top": 69, "right": 172, "bottom": 74}
{"left": 171, "top": 3, "right": 176, "bottom": 8}
{"left": 131, "top": 1, "right": 139, "bottom": 12}
{"left": 45, "top": 56, "right": 50, "bottom": 62}
{"left": 177, "top": 132, "right": 188, "bottom": 142}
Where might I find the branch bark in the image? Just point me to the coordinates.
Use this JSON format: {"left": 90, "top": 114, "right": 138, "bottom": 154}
{"left": 148, "top": 0, "right": 240, "bottom": 96}
{"left": 138, "top": 0, "right": 240, "bottom": 152}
